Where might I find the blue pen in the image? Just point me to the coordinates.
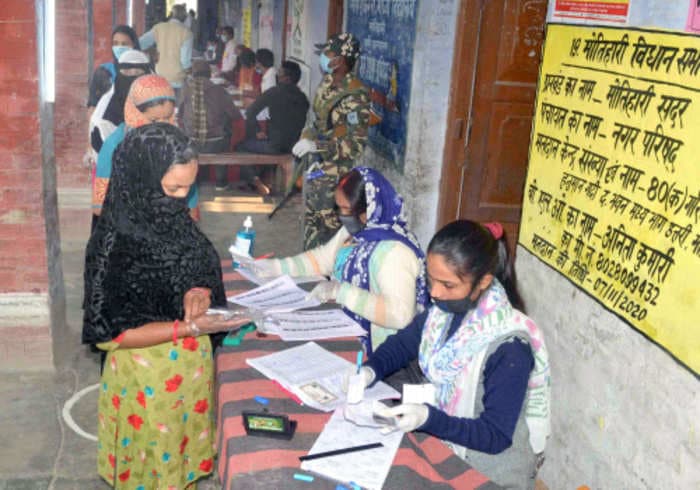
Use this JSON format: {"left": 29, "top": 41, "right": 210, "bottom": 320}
{"left": 355, "top": 350, "right": 363, "bottom": 374}
{"left": 254, "top": 395, "right": 269, "bottom": 406}
{"left": 293, "top": 473, "right": 314, "bottom": 482}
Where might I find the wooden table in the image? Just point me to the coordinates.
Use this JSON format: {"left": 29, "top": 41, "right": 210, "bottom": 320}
{"left": 214, "top": 264, "right": 499, "bottom": 489}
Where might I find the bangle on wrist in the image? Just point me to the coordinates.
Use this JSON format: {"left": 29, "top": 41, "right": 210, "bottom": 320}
{"left": 187, "top": 320, "right": 201, "bottom": 337}
{"left": 172, "top": 319, "right": 179, "bottom": 345}
{"left": 190, "top": 287, "right": 210, "bottom": 296}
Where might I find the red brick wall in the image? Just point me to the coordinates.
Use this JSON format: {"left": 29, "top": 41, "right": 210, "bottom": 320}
{"left": 55, "top": 0, "right": 148, "bottom": 189}
{"left": 133, "top": 0, "right": 146, "bottom": 35}
{"left": 0, "top": 2, "right": 54, "bottom": 370}
{"left": 115, "top": 0, "right": 127, "bottom": 25}
{"left": 93, "top": 0, "right": 114, "bottom": 67}
{"left": 0, "top": 2, "right": 49, "bottom": 293}
{"left": 54, "top": 0, "right": 90, "bottom": 188}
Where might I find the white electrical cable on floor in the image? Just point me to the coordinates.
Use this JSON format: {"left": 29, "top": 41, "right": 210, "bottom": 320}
{"left": 61, "top": 383, "right": 99, "bottom": 441}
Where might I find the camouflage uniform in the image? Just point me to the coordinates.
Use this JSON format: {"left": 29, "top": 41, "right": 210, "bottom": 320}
{"left": 301, "top": 72, "right": 370, "bottom": 249}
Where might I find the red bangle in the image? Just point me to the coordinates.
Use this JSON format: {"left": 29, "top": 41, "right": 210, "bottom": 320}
{"left": 190, "top": 287, "right": 210, "bottom": 296}
{"left": 172, "top": 319, "right": 179, "bottom": 345}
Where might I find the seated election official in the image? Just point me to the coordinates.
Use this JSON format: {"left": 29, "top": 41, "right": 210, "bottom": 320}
{"left": 356, "top": 220, "right": 551, "bottom": 489}
{"left": 253, "top": 167, "right": 428, "bottom": 353}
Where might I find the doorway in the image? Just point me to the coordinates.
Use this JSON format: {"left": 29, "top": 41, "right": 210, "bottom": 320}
{"left": 438, "top": 0, "right": 548, "bottom": 249}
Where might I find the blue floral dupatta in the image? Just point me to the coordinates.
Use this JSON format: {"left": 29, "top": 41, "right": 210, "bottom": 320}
{"left": 339, "top": 167, "right": 429, "bottom": 353}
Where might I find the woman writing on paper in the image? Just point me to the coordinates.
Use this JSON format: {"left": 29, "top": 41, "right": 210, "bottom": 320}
{"left": 252, "top": 167, "right": 429, "bottom": 353}
{"left": 82, "top": 124, "right": 250, "bottom": 488}
{"left": 355, "top": 220, "right": 551, "bottom": 489}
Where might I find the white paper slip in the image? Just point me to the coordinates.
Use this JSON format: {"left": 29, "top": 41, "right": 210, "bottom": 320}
{"left": 227, "top": 275, "right": 320, "bottom": 313}
{"left": 268, "top": 309, "right": 366, "bottom": 341}
{"left": 301, "top": 408, "right": 403, "bottom": 490}
{"left": 402, "top": 383, "right": 437, "bottom": 405}
{"left": 235, "top": 266, "right": 325, "bottom": 287}
{"left": 235, "top": 265, "right": 268, "bottom": 285}
{"left": 246, "top": 342, "right": 399, "bottom": 411}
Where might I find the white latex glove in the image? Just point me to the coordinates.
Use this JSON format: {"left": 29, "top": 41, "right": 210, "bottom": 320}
{"left": 307, "top": 279, "right": 341, "bottom": 303}
{"left": 249, "top": 258, "right": 280, "bottom": 278}
{"left": 291, "top": 138, "right": 317, "bottom": 157}
{"left": 341, "top": 365, "right": 376, "bottom": 393}
{"left": 384, "top": 403, "right": 430, "bottom": 433}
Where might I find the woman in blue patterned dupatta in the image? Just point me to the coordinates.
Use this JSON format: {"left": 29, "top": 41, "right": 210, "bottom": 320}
{"left": 254, "top": 167, "right": 428, "bottom": 353}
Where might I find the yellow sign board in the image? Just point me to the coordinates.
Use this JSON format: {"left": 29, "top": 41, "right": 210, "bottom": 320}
{"left": 520, "top": 24, "right": 700, "bottom": 374}
{"left": 243, "top": 8, "right": 252, "bottom": 48}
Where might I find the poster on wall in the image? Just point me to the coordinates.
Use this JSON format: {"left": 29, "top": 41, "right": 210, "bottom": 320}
{"left": 686, "top": 0, "right": 700, "bottom": 33}
{"left": 346, "top": 0, "right": 419, "bottom": 170}
{"left": 519, "top": 23, "right": 700, "bottom": 374}
{"left": 242, "top": 7, "right": 252, "bottom": 47}
{"left": 287, "top": 0, "right": 306, "bottom": 61}
{"left": 552, "top": 0, "right": 630, "bottom": 25}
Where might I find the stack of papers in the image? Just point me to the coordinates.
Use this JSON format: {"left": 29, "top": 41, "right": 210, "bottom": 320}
{"left": 246, "top": 342, "right": 399, "bottom": 412}
{"left": 228, "top": 275, "right": 367, "bottom": 341}
{"left": 301, "top": 408, "right": 403, "bottom": 490}
{"left": 263, "top": 309, "right": 366, "bottom": 341}
{"left": 228, "top": 275, "right": 319, "bottom": 313}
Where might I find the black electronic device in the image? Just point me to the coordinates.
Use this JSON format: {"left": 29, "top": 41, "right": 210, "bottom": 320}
{"left": 242, "top": 411, "right": 297, "bottom": 440}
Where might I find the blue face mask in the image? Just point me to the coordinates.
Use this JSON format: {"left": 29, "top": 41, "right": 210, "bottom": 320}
{"left": 112, "top": 45, "right": 130, "bottom": 60}
{"left": 319, "top": 53, "right": 335, "bottom": 74}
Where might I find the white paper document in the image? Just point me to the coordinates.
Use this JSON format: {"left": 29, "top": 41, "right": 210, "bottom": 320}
{"left": 227, "top": 275, "right": 319, "bottom": 313}
{"left": 301, "top": 408, "right": 403, "bottom": 490}
{"left": 263, "top": 309, "right": 366, "bottom": 341}
{"left": 236, "top": 265, "right": 325, "bottom": 287}
{"left": 246, "top": 342, "right": 399, "bottom": 411}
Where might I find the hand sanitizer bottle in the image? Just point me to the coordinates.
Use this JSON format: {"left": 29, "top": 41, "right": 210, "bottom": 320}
{"left": 234, "top": 215, "right": 256, "bottom": 258}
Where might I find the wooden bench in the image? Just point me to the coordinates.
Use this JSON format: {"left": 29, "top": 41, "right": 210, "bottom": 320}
{"left": 197, "top": 152, "right": 293, "bottom": 193}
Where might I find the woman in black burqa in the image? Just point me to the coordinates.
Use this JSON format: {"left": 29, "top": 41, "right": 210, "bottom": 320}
{"left": 82, "top": 123, "right": 248, "bottom": 488}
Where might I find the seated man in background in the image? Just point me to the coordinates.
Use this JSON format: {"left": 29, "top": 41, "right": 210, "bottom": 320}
{"left": 178, "top": 60, "right": 240, "bottom": 190}
{"left": 238, "top": 60, "right": 309, "bottom": 194}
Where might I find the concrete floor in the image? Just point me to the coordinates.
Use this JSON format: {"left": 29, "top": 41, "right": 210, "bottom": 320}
{"left": 0, "top": 184, "right": 303, "bottom": 489}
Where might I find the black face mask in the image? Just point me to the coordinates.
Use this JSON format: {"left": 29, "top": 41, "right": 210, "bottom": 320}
{"left": 338, "top": 214, "right": 364, "bottom": 235}
{"left": 433, "top": 295, "right": 478, "bottom": 314}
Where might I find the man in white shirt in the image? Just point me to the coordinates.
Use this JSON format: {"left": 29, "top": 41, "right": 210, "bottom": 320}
{"left": 219, "top": 26, "right": 237, "bottom": 74}
{"left": 255, "top": 48, "right": 276, "bottom": 122}
{"left": 256, "top": 49, "right": 277, "bottom": 93}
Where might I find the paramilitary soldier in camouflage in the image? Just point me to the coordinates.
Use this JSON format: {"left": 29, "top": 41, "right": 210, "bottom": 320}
{"left": 292, "top": 32, "right": 371, "bottom": 250}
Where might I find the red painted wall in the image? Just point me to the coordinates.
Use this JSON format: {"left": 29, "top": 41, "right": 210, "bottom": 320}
{"left": 0, "top": 2, "right": 49, "bottom": 293}
{"left": 55, "top": 0, "right": 148, "bottom": 189}
{"left": 0, "top": 2, "right": 53, "bottom": 369}
{"left": 55, "top": 0, "right": 90, "bottom": 188}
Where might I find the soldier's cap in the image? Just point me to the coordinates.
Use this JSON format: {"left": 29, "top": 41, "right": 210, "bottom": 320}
{"left": 314, "top": 32, "right": 360, "bottom": 60}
